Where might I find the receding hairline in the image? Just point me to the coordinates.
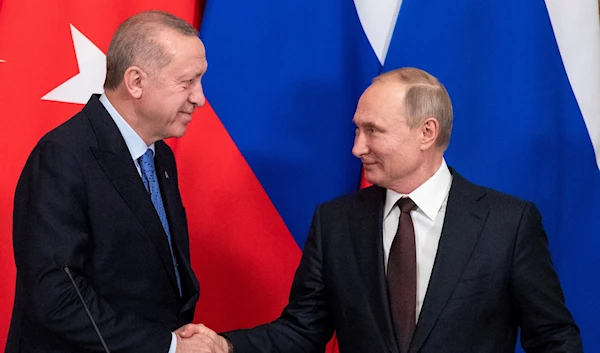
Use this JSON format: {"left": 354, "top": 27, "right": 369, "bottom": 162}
{"left": 369, "top": 67, "right": 454, "bottom": 149}
{"left": 114, "top": 12, "right": 200, "bottom": 67}
{"left": 117, "top": 10, "right": 198, "bottom": 36}
{"left": 104, "top": 10, "right": 199, "bottom": 89}
{"left": 373, "top": 67, "right": 441, "bottom": 87}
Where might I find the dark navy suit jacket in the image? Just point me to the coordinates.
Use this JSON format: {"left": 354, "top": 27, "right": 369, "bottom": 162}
{"left": 7, "top": 95, "right": 199, "bottom": 352}
{"left": 225, "top": 170, "right": 582, "bottom": 353}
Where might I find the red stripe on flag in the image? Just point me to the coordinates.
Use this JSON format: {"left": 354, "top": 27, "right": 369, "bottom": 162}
{"left": 172, "top": 102, "right": 302, "bottom": 330}
{"left": 360, "top": 168, "right": 373, "bottom": 189}
{"left": 0, "top": 1, "right": 200, "bottom": 347}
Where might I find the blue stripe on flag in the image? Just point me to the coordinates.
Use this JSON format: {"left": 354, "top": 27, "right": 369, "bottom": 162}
{"left": 200, "top": 1, "right": 381, "bottom": 247}
{"left": 385, "top": 0, "right": 600, "bottom": 350}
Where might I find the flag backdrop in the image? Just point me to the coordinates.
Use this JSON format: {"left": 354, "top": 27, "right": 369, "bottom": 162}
{"left": 380, "top": 2, "right": 600, "bottom": 352}
{"left": 0, "top": 0, "right": 202, "bottom": 348}
{"left": 193, "top": 0, "right": 600, "bottom": 351}
{"left": 1, "top": 1, "right": 599, "bottom": 352}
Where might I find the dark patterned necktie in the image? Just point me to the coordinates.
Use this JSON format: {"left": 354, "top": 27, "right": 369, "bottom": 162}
{"left": 387, "top": 197, "right": 417, "bottom": 353}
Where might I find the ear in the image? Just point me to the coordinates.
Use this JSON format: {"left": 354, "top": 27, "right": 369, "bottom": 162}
{"left": 420, "top": 117, "right": 439, "bottom": 150}
{"left": 122, "top": 66, "right": 145, "bottom": 99}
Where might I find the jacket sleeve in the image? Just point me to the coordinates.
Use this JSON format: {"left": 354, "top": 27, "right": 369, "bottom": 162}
{"left": 12, "top": 139, "right": 172, "bottom": 352}
{"left": 511, "top": 202, "right": 583, "bottom": 353}
{"left": 223, "top": 205, "right": 334, "bottom": 353}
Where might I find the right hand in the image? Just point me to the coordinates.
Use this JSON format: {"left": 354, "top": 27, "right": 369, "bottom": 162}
{"left": 175, "top": 324, "right": 230, "bottom": 353}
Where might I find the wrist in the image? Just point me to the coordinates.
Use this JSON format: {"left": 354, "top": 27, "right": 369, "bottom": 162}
{"left": 223, "top": 336, "right": 234, "bottom": 353}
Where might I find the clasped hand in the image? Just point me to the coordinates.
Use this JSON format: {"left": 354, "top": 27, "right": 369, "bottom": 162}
{"left": 175, "top": 323, "right": 230, "bottom": 353}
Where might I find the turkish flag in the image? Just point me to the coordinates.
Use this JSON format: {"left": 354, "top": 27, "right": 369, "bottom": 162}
{"left": 0, "top": 1, "right": 200, "bottom": 347}
{"left": 0, "top": 0, "right": 304, "bottom": 348}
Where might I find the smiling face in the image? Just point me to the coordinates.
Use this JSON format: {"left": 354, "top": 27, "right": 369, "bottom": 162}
{"left": 136, "top": 30, "right": 207, "bottom": 142}
{"left": 352, "top": 81, "right": 430, "bottom": 192}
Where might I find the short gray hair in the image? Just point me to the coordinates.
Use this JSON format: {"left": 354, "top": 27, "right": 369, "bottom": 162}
{"left": 374, "top": 67, "right": 453, "bottom": 149}
{"left": 104, "top": 10, "right": 198, "bottom": 90}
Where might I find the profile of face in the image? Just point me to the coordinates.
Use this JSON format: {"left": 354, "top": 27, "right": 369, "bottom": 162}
{"left": 137, "top": 30, "right": 208, "bottom": 142}
{"left": 352, "top": 81, "right": 430, "bottom": 192}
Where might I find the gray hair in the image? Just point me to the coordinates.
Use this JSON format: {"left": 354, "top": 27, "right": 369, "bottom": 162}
{"left": 104, "top": 10, "right": 198, "bottom": 89}
{"left": 374, "top": 67, "right": 453, "bottom": 149}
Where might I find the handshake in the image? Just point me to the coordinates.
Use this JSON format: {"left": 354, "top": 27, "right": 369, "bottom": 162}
{"left": 174, "top": 323, "right": 232, "bottom": 353}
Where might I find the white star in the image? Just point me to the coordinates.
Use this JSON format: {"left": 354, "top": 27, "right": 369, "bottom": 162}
{"left": 0, "top": 59, "right": 5, "bottom": 63}
{"left": 42, "top": 24, "right": 106, "bottom": 104}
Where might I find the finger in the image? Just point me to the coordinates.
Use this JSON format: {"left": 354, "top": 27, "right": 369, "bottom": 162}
{"left": 186, "top": 330, "right": 216, "bottom": 348}
{"left": 195, "top": 324, "right": 220, "bottom": 341}
{"left": 195, "top": 325, "right": 230, "bottom": 352}
{"left": 176, "top": 333, "right": 214, "bottom": 352}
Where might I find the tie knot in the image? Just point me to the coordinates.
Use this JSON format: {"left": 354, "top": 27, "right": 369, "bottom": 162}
{"left": 396, "top": 197, "right": 417, "bottom": 213}
{"left": 139, "top": 149, "right": 155, "bottom": 170}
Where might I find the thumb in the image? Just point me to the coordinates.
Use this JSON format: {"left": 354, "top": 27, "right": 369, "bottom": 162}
{"left": 175, "top": 323, "right": 201, "bottom": 338}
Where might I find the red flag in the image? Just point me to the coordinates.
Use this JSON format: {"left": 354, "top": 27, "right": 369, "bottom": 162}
{"left": 173, "top": 102, "right": 302, "bottom": 330}
{"left": 0, "top": 1, "right": 199, "bottom": 347}
{"left": 360, "top": 169, "right": 373, "bottom": 189}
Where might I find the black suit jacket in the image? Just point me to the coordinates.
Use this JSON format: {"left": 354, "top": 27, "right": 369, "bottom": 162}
{"left": 6, "top": 95, "right": 199, "bottom": 352}
{"left": 224, "top": 170, "right": 582, "bottom": 353}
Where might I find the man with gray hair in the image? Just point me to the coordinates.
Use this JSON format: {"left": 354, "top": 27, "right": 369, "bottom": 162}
{"left": 6, "top": 10, "right": 226, "bottom": 353}
{"left": 185, "top": 67, "right": 582, "bottom": 352}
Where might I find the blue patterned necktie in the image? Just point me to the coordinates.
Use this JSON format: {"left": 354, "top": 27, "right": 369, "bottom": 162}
{"left": 138, "top": 149, "right": 182, "bottom": 297}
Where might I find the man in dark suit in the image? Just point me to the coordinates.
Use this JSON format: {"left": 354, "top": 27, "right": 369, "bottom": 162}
{"left": 186, "top": 67, "right": 583, "bottom": 352}
{"left": 6, "top": 10, "right": 228, "bottom": 353}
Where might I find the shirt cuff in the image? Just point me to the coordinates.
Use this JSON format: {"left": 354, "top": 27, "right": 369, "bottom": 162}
{"left": 168, "top": 332, "right": 177, "bottom": 353}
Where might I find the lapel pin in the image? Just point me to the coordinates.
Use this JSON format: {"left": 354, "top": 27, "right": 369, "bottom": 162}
{"left": 164, "top": 171, "right": 169, "bottom": 179}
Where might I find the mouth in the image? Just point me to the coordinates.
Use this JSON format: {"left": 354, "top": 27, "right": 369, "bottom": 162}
{"left": 178, "top": 112, "right": 194, "bottom": 125}
{"left": 180, "top": 104, "right": 196, "bottom": 115}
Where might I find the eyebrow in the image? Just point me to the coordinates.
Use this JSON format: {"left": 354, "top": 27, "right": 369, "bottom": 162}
{"left": 354, "top": 121, "right": 380, "bottom": 130}
{"left": 179, "top": 72, "right": 203, "bottom": 83}
{"left": 179, "top": 71, "right": 205, "bottom": 82}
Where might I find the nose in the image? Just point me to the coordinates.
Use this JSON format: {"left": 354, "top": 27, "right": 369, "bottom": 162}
{"left": 189, "top": 81, "right": 206, "bottom": 108}
{"left": 352, "top": 129, "right": 369, "bottom": 158}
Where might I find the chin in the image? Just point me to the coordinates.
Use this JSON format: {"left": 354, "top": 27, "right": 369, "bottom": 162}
{"left": 168, "top": 123, "right": 189, "bottom": 139}
{"left": 363, "top": 172, "right": 381, "bottom": 186}
{"left": 172, "top": 129, "right": 187, "bottom": 139}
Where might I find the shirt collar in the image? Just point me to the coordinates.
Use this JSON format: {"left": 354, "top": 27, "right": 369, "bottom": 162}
{"left": 99, "top": 93, "right": 154, "bottom": 160}
{"left": 384, "top": 159, "right": 452, "bottom": 221}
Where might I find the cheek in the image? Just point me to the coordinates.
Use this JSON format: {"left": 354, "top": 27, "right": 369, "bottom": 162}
{"left": 372, "top": 140, "right": 399, "bottom": 160}
{"left": 176, "top": 95, "right": 191, "bottom": 110}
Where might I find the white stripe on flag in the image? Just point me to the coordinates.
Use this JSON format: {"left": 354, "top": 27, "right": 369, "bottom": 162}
{"left": 546, "top": 0, "right": 600, "bottom": 170}
{"left": 354, "top": 0, "right": 403, "bottom": 65}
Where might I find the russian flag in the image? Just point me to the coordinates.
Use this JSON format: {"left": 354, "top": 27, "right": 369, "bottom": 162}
{"left": 180, "top": 0, "right": 380, "bottom": 334}
{"left": 380, "top": 1, "right": 599, "bottom": 351}
{"left": 189, "top": 0, "right": 599, "bottom": 351}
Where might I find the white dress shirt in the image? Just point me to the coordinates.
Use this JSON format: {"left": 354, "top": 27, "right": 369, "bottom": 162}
{"left": 98, "top": 94, "right": 177, "bottom": 353}
{"left": 99, "top": 93, "right": 154, "bottom": 176}
{"left": 383, "top": 159, "right": 452, "bottom": 323}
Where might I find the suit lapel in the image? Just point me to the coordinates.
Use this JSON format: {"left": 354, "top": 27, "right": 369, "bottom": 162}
{"left": 84, "top": 95, "right": 181, "bottom": 297}
{"left": 155, "top": 142, "right": 200, "bottom": 307}
{"left": 409, "top": 171, "right": 489, "bottom": 353}
{"left": 155, "top": 141, "right": 188, "bottom": 256}
{"left": 349, "top": 186, "right": 398, "bottom": 353}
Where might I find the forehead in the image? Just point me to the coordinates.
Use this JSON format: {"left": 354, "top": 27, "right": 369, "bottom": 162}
{"left": 354, "top": 81, "right": 406, "bottom": 124}
{"left": 159, "top": 32, "right": 207, "bottom": 73}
